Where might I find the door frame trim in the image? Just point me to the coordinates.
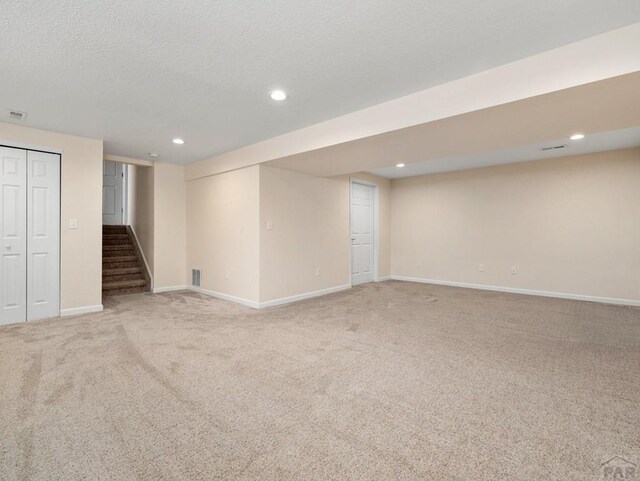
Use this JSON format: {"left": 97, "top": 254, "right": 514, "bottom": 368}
{"left": 349, "top": 178, "right": 379, "bottom": 287}
{"left": 0, "top": 140, "right": 63, "bottom": 154}
{"left": 122, "top": 164, "right": 129, "bottom": 225}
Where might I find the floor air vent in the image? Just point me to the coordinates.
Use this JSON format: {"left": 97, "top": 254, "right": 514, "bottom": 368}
{"left": 192, "top": 269, "right": 201, "bottom": 287}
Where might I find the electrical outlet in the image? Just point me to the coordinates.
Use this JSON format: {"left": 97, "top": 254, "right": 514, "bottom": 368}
{"left": 479, "top": 264, "right": 485, "bottom": 272}
{"left": 266, "top": 220, "right": 273, "bottom": 230}
{"left": 224, "top": 270, "right": 230, "bottom": 280}
{"left": 69, "top": 218, "right": 78, "bottom": 229}
{"left": 417, "top": 260, "right": 422, "bottom": 268}
{"left": 315, "top": 267, "right": 321, "bottom": 277}
{"left": 510, "top": 266, "right": 517, "bottom": 275}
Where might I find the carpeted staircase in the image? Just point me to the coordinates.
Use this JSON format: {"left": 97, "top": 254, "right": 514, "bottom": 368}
{"left": 102, "top": 225, "right": 150, "bottom": 297}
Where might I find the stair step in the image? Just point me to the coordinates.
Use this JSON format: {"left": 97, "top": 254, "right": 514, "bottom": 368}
{"left": 103, "top": 239, "right": 133, "bottom": 246}
{"left": 103, "top": 249, "right": 134, "bottom": 256}
{"left": 102, "top": 279, "right": 147, "bottom": 290}
{"left": 103, "top": 251, "right": 135, "bottom": 257}
{"left": 103, "top": 285, "right": 148, "bottom": 297}
{"left": 103, "top": 267, "right": 141, "bottom": 276}
{"left": 103, "top": 244, "right": 134, "bottom": 251}
{"left": 103, "top": 234, "right": 130, "bottom": 239}
{"left": 103, "top": 234, "right": 129, "bottom": 239}
{"left": 102, "top": 273, "right": 144, "bottom": 282}
{"left": 103, "top": 256, "right": 137, "bottom": 263}
{"left": 102, "top": 227, "right": 127, "bottom": 234}
{"left": 103, "top": 262, "right": 139, "bottom": 271}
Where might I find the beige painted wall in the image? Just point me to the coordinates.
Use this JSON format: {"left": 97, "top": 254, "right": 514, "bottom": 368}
{"left": 0, "top": 122, "right": 103, "bottom": 311}
{"left": 185, "top": 165, "right": 387, "bottom": 304}
{"left": 259, "top": 165, "right": 350, "bottom": 302}
{"left": 153, "top": 163, "right": 187, "bottom": 289}
{"left": 132, "top": 165, "right": 154, "bottom": 276}
{"left": 186, "top": 165, "right": 260, "bottom": 302}
{"left": 127, "top": 163, "right": 187, "bottom": 289}
{"left": 391, "top": 148, "right": 640, "bottom": 301}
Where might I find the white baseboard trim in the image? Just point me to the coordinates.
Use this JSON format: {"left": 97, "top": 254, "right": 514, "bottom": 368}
{"left": 391, "top": 275, "right": 640, "bottom": 307}
{"left": 60, "top": 304, "right": 104, "bottom": 317}
{"left": 129, "top": 226, "right": 154, "bottom": 289}
{"left": 375, "top": 275, "right": 392, "bottom": 282}
{"left": 185, "top": 284, "right": 352, "bottom": 309}
{"left": 153, "top": 285, "right": 188, "bottom": 293}
{"left": 260, "top": 284, "right": 351, "bottom": 308}
{"left": 188, "top": 286, "right": 260, "bottom": 309}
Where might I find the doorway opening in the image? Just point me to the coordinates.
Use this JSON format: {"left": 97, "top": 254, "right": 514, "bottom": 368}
{"left": 101, "top": 160, "right": 151, "bottom": 297}
{"left": 102, "top": 160, "right": 153, "bottom": 298}
{"left": 350, "top": 179, "right": 379, "bottom": 286}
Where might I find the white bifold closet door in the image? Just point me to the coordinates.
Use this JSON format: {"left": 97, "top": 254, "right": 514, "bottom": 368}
{"left": 0, "top": 146, "right": 60, "bottom": 325}
{"left": 0, "top": 147, "right": 27, "bottom": 324}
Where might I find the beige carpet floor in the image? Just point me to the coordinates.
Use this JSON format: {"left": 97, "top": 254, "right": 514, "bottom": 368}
{"left": 0, "top": 281, "right": 638, "bottom": 480}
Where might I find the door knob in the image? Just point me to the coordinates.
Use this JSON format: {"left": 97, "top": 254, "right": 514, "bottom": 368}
{"left": 5, "top": 245, "right": 11, "bottom": 250}
{"left": 351, "top": 236, "right": 356, "bottom": 241}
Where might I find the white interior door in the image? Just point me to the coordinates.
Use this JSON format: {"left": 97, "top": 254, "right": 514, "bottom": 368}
{"left": 27, "top": 151, "right": 60, "bottom": 321}
{"left": 102, "top": 160, "right": 123, "bottom": 225}
{"left": 1, "top": 147, "right": 27, "bottom": 325}
{"left": 351, "top": 182, "right": 375, "bottom": 286}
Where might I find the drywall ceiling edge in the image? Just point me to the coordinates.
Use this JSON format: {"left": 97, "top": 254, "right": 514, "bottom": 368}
{"left": 104, "top": 154, "right": 153, "bottom": 167}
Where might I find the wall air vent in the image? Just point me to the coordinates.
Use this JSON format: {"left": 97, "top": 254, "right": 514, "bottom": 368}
{"left": 191, "top": 268, "right": 201, "bottom": 287}
{"left": 541, "top": 144, "right": 566, "bottom": 151}
{"left": 7, "top": 109, "right": 27, "bottom": 121}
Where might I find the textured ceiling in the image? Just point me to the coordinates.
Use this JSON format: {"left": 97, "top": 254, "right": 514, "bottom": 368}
{"left": 2, "top": 1, "right": 640, "bottom": 164}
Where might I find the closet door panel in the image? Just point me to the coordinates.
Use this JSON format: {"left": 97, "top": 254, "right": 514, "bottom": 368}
{"left": 27, "top": 151, "right": 60, "bottom": 321}
{"left": 0, "top": 147, "right": 27, "bottom": 325}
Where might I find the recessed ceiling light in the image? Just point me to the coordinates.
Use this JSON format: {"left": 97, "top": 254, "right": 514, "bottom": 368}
{"left": 172, "top": 138, "right": 185, "bottom": 145}
{"left": 570, "top": 133, "right": 585, "bottom": 140}
{"left": 270, "top": 90, "right": 287, "bottom": 101}
{"left": 396, "top": 163, "right": 405, "bottom": 168}
{"left": 148, "top": 153, "right": 159, "bottom": 158}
